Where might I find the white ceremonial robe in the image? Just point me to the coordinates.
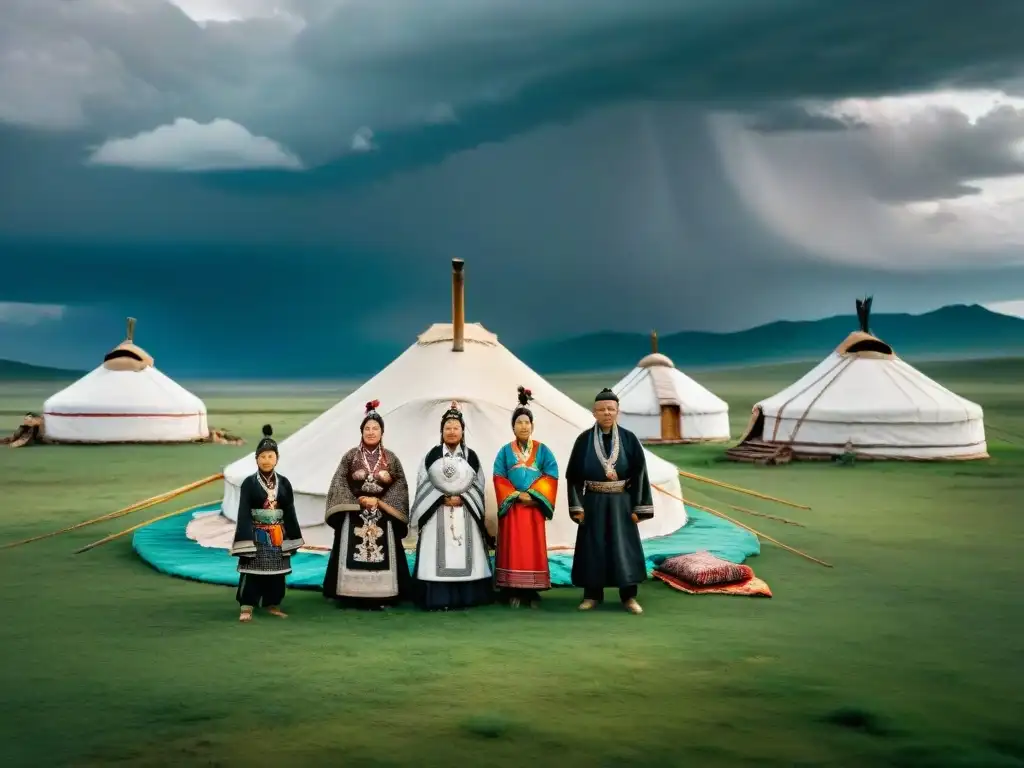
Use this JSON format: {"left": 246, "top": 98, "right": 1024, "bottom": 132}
{"left": 410, "top": 444, "right": 492, "bottom": 583}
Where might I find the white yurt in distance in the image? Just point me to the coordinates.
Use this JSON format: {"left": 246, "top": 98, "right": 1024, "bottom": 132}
{"left": 43, "top": 318, "right": 209, "bottom": 443}
{"left": 613, "top": 331, "right": 730, "bottom": 443}
{"left": 195, "top": 260, "right": 688, "bottom": 551}
{"left": 734, "top": 298, "right": 987, "bottom": 460}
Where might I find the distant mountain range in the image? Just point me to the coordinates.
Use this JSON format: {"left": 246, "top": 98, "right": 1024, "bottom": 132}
{"left": 0, "top": 359, "right": 83, "bottom": 380}
{"left": 2, "top": 303, "right": 1023, "bottom": 379}
{"left": 516, "top": 304, "right": 1024, "bottom": 372}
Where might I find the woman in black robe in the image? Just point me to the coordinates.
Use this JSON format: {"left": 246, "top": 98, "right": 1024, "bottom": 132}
{"left": 322, "top": 400, "right": 412, "bottom": 610}
{"left": 230, "top": 424, "right": 305, "bottom": 622}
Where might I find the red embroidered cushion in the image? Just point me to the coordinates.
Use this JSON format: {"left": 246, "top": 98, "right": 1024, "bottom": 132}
{"left": 656, "top": 551, "right": 754, "bottom": 586}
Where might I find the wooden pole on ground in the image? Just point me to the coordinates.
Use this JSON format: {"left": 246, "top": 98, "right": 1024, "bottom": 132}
{"left": 652, "top": 483, "right": 832, "bottom": 568}
{"left": 0, "top": 474, "right": 223, "bottom": 551}
{"left": 676, "top": 469, "right": 811, "bottom": 510}
{"left": 689, "top": 500, "right": 832, "bottom": 568}
{"left": 683, "top": 482, "right": 806, "bottom": 527}
{"left": 727, "top": 503, "right": 805, "bottom": 527}
{"left": 73, "top": 499, "right": 218, "bottom": 554}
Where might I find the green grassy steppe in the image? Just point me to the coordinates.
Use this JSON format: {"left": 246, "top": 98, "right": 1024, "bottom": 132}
{"left": 0, "top": 360, "right": 1022, "bottom": 767}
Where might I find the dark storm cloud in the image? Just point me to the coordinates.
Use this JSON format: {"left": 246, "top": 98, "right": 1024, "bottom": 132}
{"left": 5, "top": 104, "right": 1024, "bottom": 376}
{"left": 6, "top": 0, "right": 1024, "bottom": 196}
{"left": 4, "top": 1, "right": 1024, "bottom": 375}
{"left": 288, "top": 0, "right": 1024, "bottom": 144}
{"left": 731, "top": 101, "right": 1024, "bottom": 205}
{"left": 887, "top": 105, "right": 1024, "bottom": 200}
{"left": 746, "top": 105, "right": 868, "bottom": 134}
{"left": 6, "top": 0, "right": 1024, "bottom": 167}
{"left": 200, "top": 0, "right": 1024, "bottom": 192}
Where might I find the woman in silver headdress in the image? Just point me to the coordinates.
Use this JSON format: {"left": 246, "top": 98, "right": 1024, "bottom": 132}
{"left": 409, "top": 401, "right": 495, "bottom": 611}
{"left": 322, "top": 400, "right": 412, "bottom": 610}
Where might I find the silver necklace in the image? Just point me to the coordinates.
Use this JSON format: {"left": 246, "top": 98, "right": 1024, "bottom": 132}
{"left": 359, "top": 445, "right": 383, "bottom": 475}
{"left": 358, "top": 445, "right": 385, "bottom": 494}
{"left": 448, "top": 509, "right": 463, "bottom": 545}
{"left": 592, "top": 425, "right": 620, "bottom": 480}
{"left": 256, "top": 471, "right": 278, "bottom": 505}
{"left": 442, "top": 445, "right": 460, "bottom": 479}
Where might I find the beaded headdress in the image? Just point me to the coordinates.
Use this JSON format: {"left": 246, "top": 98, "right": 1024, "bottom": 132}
{"left": 441, "top": 400, "right": 464, "bottom": 431}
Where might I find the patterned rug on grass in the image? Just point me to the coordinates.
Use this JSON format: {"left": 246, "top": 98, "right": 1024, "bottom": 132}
{"left": 652, "top": 570, "right": 773, "bottom": 597}
{"left": 132, "top": 503, "right": 760, "bottom": 589}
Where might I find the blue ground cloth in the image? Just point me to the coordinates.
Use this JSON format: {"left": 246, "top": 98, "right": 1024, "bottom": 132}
{"left": 132, "top": 503, "right": 760, "bottom": 589}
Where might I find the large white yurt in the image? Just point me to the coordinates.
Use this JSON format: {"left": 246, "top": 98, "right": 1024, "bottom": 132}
{"left": 191, "top": 260, "right": 688, "bottom": 551}
{"left": 613, "top": 331, "right": 730, "bottom": 443}
{"left": 43, "top": 318, "right": 209, "bottom": 443}
{"left": 733, "top": 298, "right": 987, "bottom": 460}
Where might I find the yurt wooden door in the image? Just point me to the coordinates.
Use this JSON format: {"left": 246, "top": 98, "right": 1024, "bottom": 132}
{"left": 660, "top": 405, "right": 681, "bottom": 440}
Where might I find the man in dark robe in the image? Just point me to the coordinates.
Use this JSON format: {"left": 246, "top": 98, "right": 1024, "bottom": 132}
{"left": 565, "top": 388, "right": 654, "bottom": 615}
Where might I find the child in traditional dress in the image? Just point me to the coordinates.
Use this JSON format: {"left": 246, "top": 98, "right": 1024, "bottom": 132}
{"left": 230, "top": 424, "right": 304, "bottom": 622}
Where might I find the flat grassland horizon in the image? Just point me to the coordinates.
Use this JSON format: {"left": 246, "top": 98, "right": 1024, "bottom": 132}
{"left": 0, "top": 358, "right": 1022, "bottom": 767}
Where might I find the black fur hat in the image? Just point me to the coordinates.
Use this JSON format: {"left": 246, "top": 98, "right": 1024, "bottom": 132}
{"left": 594, "top": 388, "right": 619, "bottom": 403}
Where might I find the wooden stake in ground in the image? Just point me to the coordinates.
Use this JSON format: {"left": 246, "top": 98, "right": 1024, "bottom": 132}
{"left": 676, "top": 469, "right": 811, "bottom": 510}
{"left": 73, "top": 500, "right": 219, "bottom": 554}
{"left": 652, "top": 483, "right": 832, "bottom": 568}
{"left": 0, "top": 474, "right": 223, "bottom": 551}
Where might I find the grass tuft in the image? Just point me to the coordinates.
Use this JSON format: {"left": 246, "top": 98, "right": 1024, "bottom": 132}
{"left": 460, "top": 713, "right": 513, "bottom": 739}
{"left": 821, "top": 706, "right": 893, "bottom": 736}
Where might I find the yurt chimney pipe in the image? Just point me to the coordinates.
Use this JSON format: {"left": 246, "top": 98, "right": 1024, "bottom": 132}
{"left": 452, "top": 258, "right": 465, "bottom": 352}
{"left": 126, "top": 317, "right": 136, "bottom": 342}
{"left": 651, "top": 330, "right": 658, "bottom": 354}
{"left": 855, "top": 296, "right": 873, "bottom": 334}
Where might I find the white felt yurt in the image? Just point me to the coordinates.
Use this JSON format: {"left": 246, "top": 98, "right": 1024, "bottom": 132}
{"left": 190, "top": 260, "right": 687, "bottom": 551}
{"left": 42, "top": 318, "right": 209, "bottom": 443}
{"left": 613, "top": 331, "right": 730, "bottom": 443}
{"left": 734, "top": 299, "right": 987, "bottom": 460}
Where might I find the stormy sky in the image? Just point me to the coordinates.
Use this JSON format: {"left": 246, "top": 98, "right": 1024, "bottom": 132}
{"left": 3, "top": 0, "right": 1024, "bottom": 376}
